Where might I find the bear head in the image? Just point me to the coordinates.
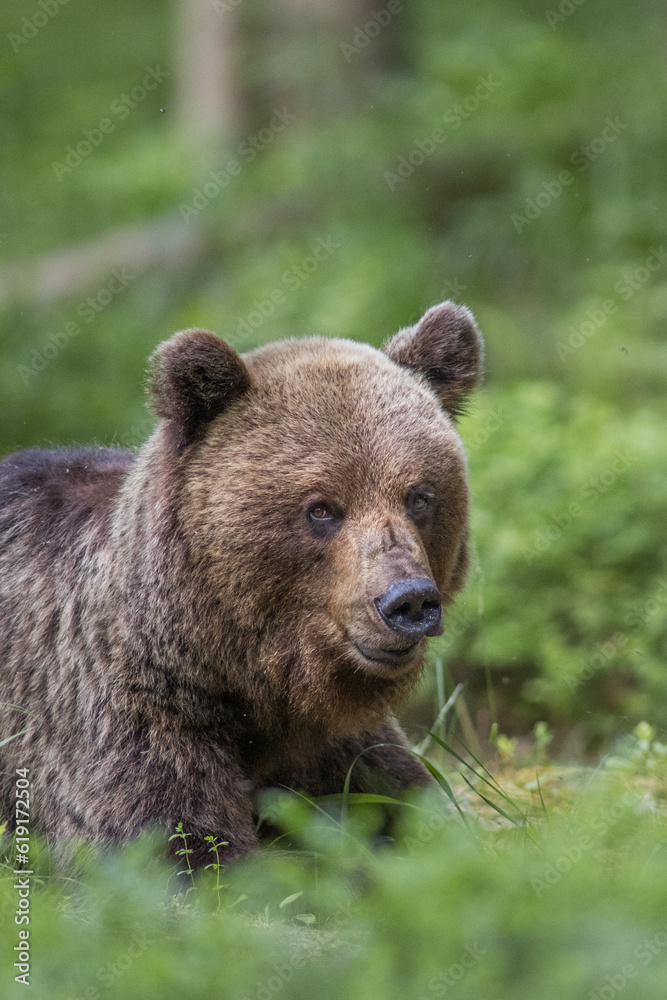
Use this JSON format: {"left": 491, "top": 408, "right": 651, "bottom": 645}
{"left": 145, "top": 302, "right": 483, "bottom": 736}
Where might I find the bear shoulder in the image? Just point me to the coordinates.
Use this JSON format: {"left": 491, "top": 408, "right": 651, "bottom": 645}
{"left": 0, "top": 446, "right": 134, "bottom": 548}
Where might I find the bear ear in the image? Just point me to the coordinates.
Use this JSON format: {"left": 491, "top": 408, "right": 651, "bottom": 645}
{"left": 146, "top": 329, "right": 251, "bottom": 448}
{"left": 384, "top": 301, "right": 484, "bottom": 419}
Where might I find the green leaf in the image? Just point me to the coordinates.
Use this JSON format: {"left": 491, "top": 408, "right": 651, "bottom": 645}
{"left": 279, "top": 891, "right": 304, "bottom": 909}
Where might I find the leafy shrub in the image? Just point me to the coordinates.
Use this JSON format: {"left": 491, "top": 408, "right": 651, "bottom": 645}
{"left": 429, "top": 381, "right": 667, "bottom": 747}
{"left": 1, "top": 743, "right": 667, "bottom": 1000}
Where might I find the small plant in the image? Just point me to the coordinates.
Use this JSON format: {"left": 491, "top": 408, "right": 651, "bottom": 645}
{"left": 169, "top": 822, "right": 196, "bottom": 901}
{"left": 531, "top": 721, "right": 553, "bottom": 765}
{"left": 609, "top": 721, "right": 667, "bottom": 774}
{"left": 493, "top": 732, "right": 518, "bottom": 764}
{"left": 489, "top": 722, "right": 552, "bottom": 767}
{"left": 203, "top": 835, "right": 228, "bottom": 911}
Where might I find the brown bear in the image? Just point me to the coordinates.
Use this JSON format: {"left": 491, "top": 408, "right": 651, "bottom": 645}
{"left": 0, "top": 301, "right": 483, "bottom": 862}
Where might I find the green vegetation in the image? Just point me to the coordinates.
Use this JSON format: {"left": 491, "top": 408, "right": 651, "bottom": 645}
{"left": 439, "top": 385, "right": 667, "bottom": 745}
{"left": 2, "top": 722, "right": 667, "bottom": 999}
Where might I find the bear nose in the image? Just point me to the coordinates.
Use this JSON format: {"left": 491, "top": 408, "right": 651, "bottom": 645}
{"left": 374, "top": 577, "right": 443, "bottom": 638}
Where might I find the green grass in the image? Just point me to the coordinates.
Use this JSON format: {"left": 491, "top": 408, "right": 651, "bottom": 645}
{"left": 1, "top": 722, "right": 666, "bottom": 1000}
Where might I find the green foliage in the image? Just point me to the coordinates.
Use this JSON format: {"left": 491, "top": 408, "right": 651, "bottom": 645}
{"left": 2, "top": 0, "right": 667, "bottom": 424}
{"left": 608, "top": 721, "right": 667, "bottom": 775}
{"left": 1, "top": 740, "right": 667, "bottom": 999}
{"left": 430, "top": 383, "right": 667, "bottom": 744}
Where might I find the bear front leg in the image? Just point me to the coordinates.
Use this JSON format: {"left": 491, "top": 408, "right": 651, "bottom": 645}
{"left": 61, "top": 732, "right": 259, "bottom": 865}
{"left": 142, "top": 736, "right": 260, "bottom": 865}
{"left": 263, "top": 720, "right": 434, "bottom": 848}
{"left": 280, "top": 718, "right": 433, "bottom": 800}
{"left": 334, "top": 719, "right": 433, "bottom": 799}
{"left": 345, "top": 719, "right": 434, "bottom": 797}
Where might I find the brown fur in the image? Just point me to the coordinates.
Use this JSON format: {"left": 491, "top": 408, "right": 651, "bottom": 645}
{"left": 0, "top": 301, "right": 483, "bottom": 862}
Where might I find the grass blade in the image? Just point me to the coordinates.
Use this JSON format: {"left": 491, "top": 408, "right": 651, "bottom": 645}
{"left": 415, "top": 683, "right": 465, "bottom": 756}
{"left": 427, "top": 731, "right": 521, "bottom": 810}
{"left": 0, "top": 728, "right": 28, "bottom": 749}
{"left": 459, "top": 772, "right": 519, "bottom": 826}
{"left": 410, "top": 751, "right": 469, "bottom": 827}
{"left": 316, "top": 792, "right": 420, "bottom": 810}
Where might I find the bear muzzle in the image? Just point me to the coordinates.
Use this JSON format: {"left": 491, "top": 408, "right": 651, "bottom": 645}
{"left": 374, "top": 577, "right": 443, "bottom": 639}
{"left": 349, "top": 576, "right": 443, "bottom": 674}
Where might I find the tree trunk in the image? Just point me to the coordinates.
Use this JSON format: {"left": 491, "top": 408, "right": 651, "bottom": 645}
{"left": 173, "top": 0, "right": 243, "bottom": 149}
{"left": 257, "top": 0, "right": 378, "bottom": 124}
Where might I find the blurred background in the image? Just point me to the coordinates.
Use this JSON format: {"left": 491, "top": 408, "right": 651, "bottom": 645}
{"left": 1, "top": 0, "right": 665, "bottom": 756}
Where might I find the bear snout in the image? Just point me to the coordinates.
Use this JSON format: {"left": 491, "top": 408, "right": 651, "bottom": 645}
{"left": 374, "top": 577, "right": 443, "bottom": 639}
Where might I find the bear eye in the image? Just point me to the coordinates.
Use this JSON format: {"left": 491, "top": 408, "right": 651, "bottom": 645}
{"left": 310, "top": 503, "right": 333, "bottom": 521}
{"left": 306, "top": 499, "right": 344, "bottom": 538}
{"left": 406, "top": 488, "right": 435, "bottom": 523}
